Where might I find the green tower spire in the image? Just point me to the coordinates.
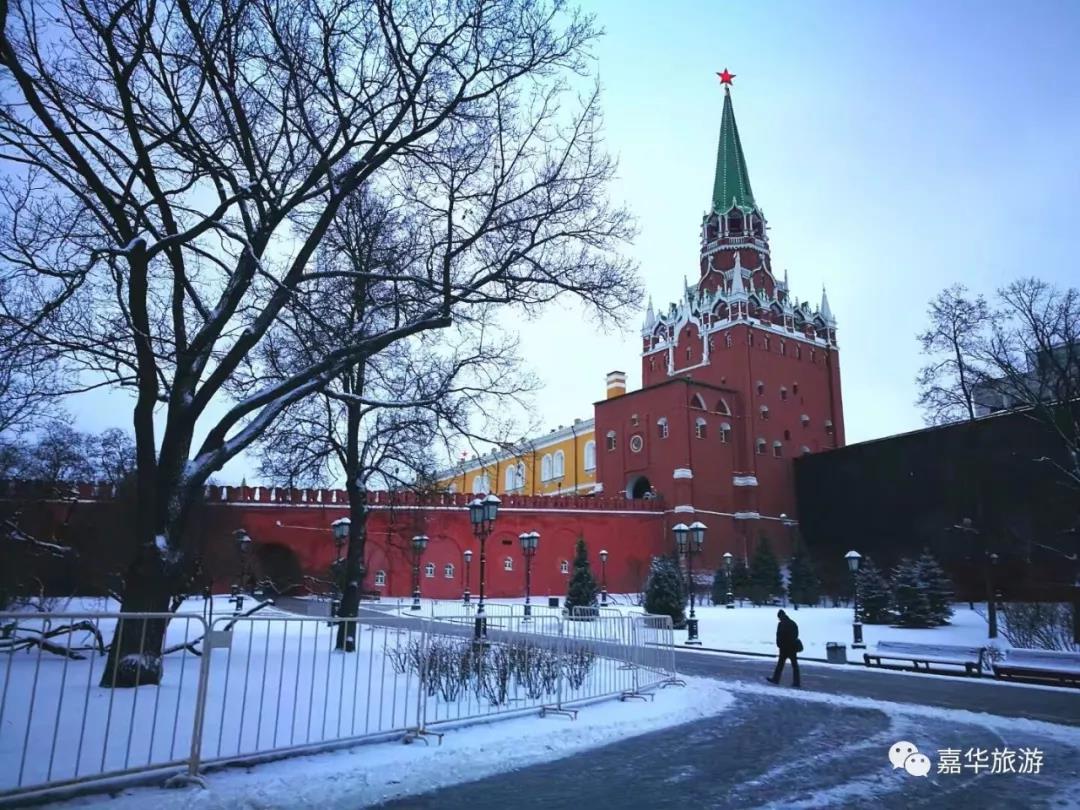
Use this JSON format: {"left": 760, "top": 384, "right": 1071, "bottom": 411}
{"left": 710, "top": 85, "right": 756, "bottom": 214}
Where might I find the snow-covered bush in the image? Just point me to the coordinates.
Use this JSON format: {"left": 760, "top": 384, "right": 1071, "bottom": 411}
{"left": 999, "top": 603, "right": 1078, "bottom": 651}
{"left": 644, "top": 555, "right": 686, "bottom": 628}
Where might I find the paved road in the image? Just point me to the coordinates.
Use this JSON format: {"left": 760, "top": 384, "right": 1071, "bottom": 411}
{"left": 671, "top": 648, "right": 1080, "bottom": 727}
{"left": 375, "top": 692, "right": 1080, "bottom": 809}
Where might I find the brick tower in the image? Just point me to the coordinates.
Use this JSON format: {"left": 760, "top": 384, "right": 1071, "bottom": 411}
{"left": 594, "top": 73, "right": 845, "bottom": 563}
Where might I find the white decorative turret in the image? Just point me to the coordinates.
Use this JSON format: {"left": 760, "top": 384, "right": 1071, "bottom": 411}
{"left": 643, "top": 296, "right": 656, "bottom": 332}
{"left": 728, "top": 252, "right": 747, "bottom": 299}
{"left": 820, "top": 285, "right": 835, "bottom": 324}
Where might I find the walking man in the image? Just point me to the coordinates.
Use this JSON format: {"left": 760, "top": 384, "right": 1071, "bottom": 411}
{"left": 767, "top": 609, "right": 801, "bottom": 687}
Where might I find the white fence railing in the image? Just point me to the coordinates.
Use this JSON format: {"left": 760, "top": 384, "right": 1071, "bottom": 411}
{"left": 0, "top": 609, "right": 680, "bottom": 803}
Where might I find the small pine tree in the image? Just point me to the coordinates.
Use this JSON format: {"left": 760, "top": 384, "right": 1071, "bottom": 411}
{"left": 748, "top": 536, "right": 783, "bottom": 606}
{"left": 711, "top": 567, "right": 730, "bottom": 606}
{"left": 565, "top": 536, "right": 599, "bottom": 610}
{"left": 856, "top": 556, "right": 892, "bottom": 624}
{"left": 893, "top": 557, "right": 933, "bottom": 627}
{"left": 644, "top": 554, "right": 686, "bottom": 627}
{"left": 730, "top": 557, "right": 751, "bottom": 605}
{"left": 787, "top": 543, "right": 821, "bottom": 607}
{"left": 916, "top": 550, "right": 954, "bottom": 625}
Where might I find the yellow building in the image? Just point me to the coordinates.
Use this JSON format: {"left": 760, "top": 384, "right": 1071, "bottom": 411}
{"left": 437, "top": 418, "right": 598, "bottom": 496}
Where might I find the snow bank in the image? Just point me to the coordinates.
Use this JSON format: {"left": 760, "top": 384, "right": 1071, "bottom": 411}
{"left": 60, "top": 677, "right": 734, "bottom": 809}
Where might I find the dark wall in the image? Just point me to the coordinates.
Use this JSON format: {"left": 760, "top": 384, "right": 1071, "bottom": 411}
{"left": 794, "top": 409, "right": 1079, "bottom": 601}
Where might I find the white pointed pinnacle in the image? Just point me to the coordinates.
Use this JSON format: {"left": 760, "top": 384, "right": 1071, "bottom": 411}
{"left": 820, "top": 285, "right": 835, "bottom": 323}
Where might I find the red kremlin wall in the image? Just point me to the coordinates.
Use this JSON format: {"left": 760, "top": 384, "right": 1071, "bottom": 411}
{"left": 5, "top": 483, "right": 671, "bottom": 600}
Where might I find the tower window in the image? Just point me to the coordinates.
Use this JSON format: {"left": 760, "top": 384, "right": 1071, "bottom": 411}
{"left": 716, "top": 398, "right": 731, "bottom": 416}
{"left": 444, "top": 563, "right": 455, "bottom": 579}
{"left": 725, "top": 333, "right": 733, "bottom": 348}
{"left": 760, "top": 405, "right": 769, "bottom": 420}
{"left": 801, "top": 414, "right": 810, "bottom": 426}
{"left": 784, "top": 429, "right": 791, "bottom": 440}
{"left": 756, "top": 438, "right": 766, "bottom": 455}
{"left": 795, "top": 345, "right": 802, "bottom": 360}
{"left": 780, "top": 387, "right": 788, "bottom": 401}
{"left": 780, "top": 341, "right": 786, "bottom": 356}
{"left": 720, "top": 422, "right": 732, "bottom": 444}
{"left": 811, "top": 349, "right": 816, "bottom": 364}
{"left": 800, "top": 445, "right": 811, "bottom": 455}
{"left": 631, "top": 413, "right": 639, "bottom": 426}
{"left": 690, "top": 393, "right": 707, "bottom": 410}
{"left": 504, "top": 557, "right": 513, "bottom": 572}
{"left": 685, "top": 346, "right": 692, "bottom": 361}
{"left": 649, "top": 358, "right": 656, "bottom": 372}
{"left": 756, "top": 381, "right": 764, "bottom": 395}
{"left": 606, "top": 430, "right": 617, "bottom": 451}
{"left": 695, "top": 417, "right": 707, "bottom": 439}
{"left": 825, "top": 419, "right": 834, "bottom": 435}
{"left": 560, "top": 560, "right": 569, "bottom": 574}
{"left": 763, "top": 336, "right": 770, "bottom": 352}
{"left": 424, "top": 563, "right": 436, "bottom": 578}
{"left": 374, "top": 570, "right": 386, "bottom": 587}
{"left": 793, "top": 383, "right": 800, "bottom": 395}
{"left": 657, "top": 418, "right": 669, "bottom": 439}
{"left": 773, "top": 441, "right": 783, "bottom": 458}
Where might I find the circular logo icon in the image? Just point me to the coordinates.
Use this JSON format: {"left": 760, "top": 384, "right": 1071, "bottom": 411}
{"left": 630, "top": 435, "right": 644, "bottom": 453}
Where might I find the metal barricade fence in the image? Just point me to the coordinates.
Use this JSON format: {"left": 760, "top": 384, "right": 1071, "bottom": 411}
{"left": 0, "top": 609, "right": 682, "bottom": 804}
{"left": 0, "top": 611, "right": 206, "bottom": 802}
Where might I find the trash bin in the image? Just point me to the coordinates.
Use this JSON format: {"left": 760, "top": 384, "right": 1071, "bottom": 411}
{"left": 826, "top": 642, "right": 847, "bottom": 664}
{"left": 548, "top": 597, "right": 560, "bottom": 608}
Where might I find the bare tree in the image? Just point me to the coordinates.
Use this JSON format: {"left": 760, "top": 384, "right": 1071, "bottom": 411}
{"left": 0, "top": 0, "right": 639, "bottom": 683}
{"left": 978, "top": 279, "right": 1080, "bottom": 491}
{"left": 916, "top": 284, "right": 991, "bottom": 424}
{"left": 257, "top": 189, "right": 533, "bottom": 650}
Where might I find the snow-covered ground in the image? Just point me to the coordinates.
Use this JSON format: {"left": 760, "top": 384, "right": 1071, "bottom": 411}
{"left": 394, "top": 597, "right": 1001, "bottom": 658}
{"left": 58, "top": 677, "right": 734, "bottom": 810}
{"left": 0, "top": 596, "right": 672, "bottom": 799}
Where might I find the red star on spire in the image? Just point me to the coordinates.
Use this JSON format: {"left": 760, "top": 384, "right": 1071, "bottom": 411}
{"left": 717, "top": 68, "right": 735, "bottom": 86}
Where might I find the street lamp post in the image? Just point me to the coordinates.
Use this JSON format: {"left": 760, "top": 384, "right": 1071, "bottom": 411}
{"left": 599, "top": 549, "right": 609, "bottom": 606}
{"left": 723, "top": 551, "right": 734, "bottom": 609}
{"left": 410, "top": 535, "right": 429, "bottom": 611}
{"left": 845, "top": 550, "right": 865, "bottom": 649}
{"left": 675, "top": 522, "right": 706, "bottom": 645}
{"left": 519, "top": 531, "right": 540, "bottom": 619}
{"left": 330, "top": 518, "right": 350, "bottom": 618}
{"left": 463, "top": 549, "right": 473, "bottom": 605}
{"left": 988, "top": 551, "right": 999, "bottom": 639}
{"left": 232, "top": 529, "right": 253, "bottom": 613}
{"left": 469, "top": 493, "right": 501, "bottom": 639}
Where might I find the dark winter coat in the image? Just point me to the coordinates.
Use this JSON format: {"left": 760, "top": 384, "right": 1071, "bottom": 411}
{"left": 776, "top": 614, "right": 800, "bottom": 654}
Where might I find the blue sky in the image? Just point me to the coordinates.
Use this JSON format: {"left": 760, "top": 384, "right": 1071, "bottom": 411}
{"left": 518, "top": 0, "right": 1080, "bottom": 446}
{"left": 69, "top": 1, "right": 1080, "bottom": 480}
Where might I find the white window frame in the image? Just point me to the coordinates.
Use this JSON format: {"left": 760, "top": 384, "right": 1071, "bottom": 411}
{"left": 773, "top": 440, "right": 783, "bottom": 458}
{"left": 695, "top": 417, "right": 707, "bottom": 440}
{"left": 374, "top": 570, "right": 386, "bottom": 587}
{"left": 444, "top": 563, "right": 455, "bottom": 579}
{"left": 553, "top": 450, "right": 565, "bottom": 478}
{"left": 541, "top": 454, "right": 553, "bottom": 482}
{"left": 657, "top": 417, "right": 669, "bottom": 439}
{"left": 756, "top": 438, "right": 766, "bottom": 455}
{"left": 720, "top": 422, "right": 732, "bottom": 444}
{"left": 503, "top": 557, "right": 514, "bottom": 572}
{"left": 584, "top": 441, "right": 597, "bottom": 471}
{"left": 505, "top": 466, "right": 518, "bottom": 491}
{"left": 424, "top": 562, "right": 435, "bottom": 578}
{"left": 606, "top": 430, "right": 617, "bottom": 451}
{"left": 471, "top": 474, "right": 490, "bottom": 494}
{"left": 560, "top": 560, "right": 569, "bottom": 574}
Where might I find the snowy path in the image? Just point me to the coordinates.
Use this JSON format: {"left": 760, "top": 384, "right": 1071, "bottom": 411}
{"left": 376, "top": 691, "right": 1080, "bottom": 810}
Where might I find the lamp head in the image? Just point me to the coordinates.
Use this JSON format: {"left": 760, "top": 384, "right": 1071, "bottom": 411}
{"left": 845, "top": 549, "right": 862, "bottom": 573}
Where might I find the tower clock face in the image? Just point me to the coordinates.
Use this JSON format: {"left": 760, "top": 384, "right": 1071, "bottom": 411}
{"left": 630, "top": 435, "right": 644, "bottom": 453}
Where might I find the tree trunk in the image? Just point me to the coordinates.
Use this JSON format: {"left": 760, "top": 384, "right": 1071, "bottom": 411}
{"left": 100, "top": 462, "right": 191, "bottom": 687}
{"left": 335, "top": 401, "right": 368, "bottom": 652}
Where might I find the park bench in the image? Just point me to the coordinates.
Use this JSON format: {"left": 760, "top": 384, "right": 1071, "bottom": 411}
{"left": 991, "top": 649, "right": 1080, "bottom": 686}
{"left": 863, "top": 641, "right": 985, "bottom": 677}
